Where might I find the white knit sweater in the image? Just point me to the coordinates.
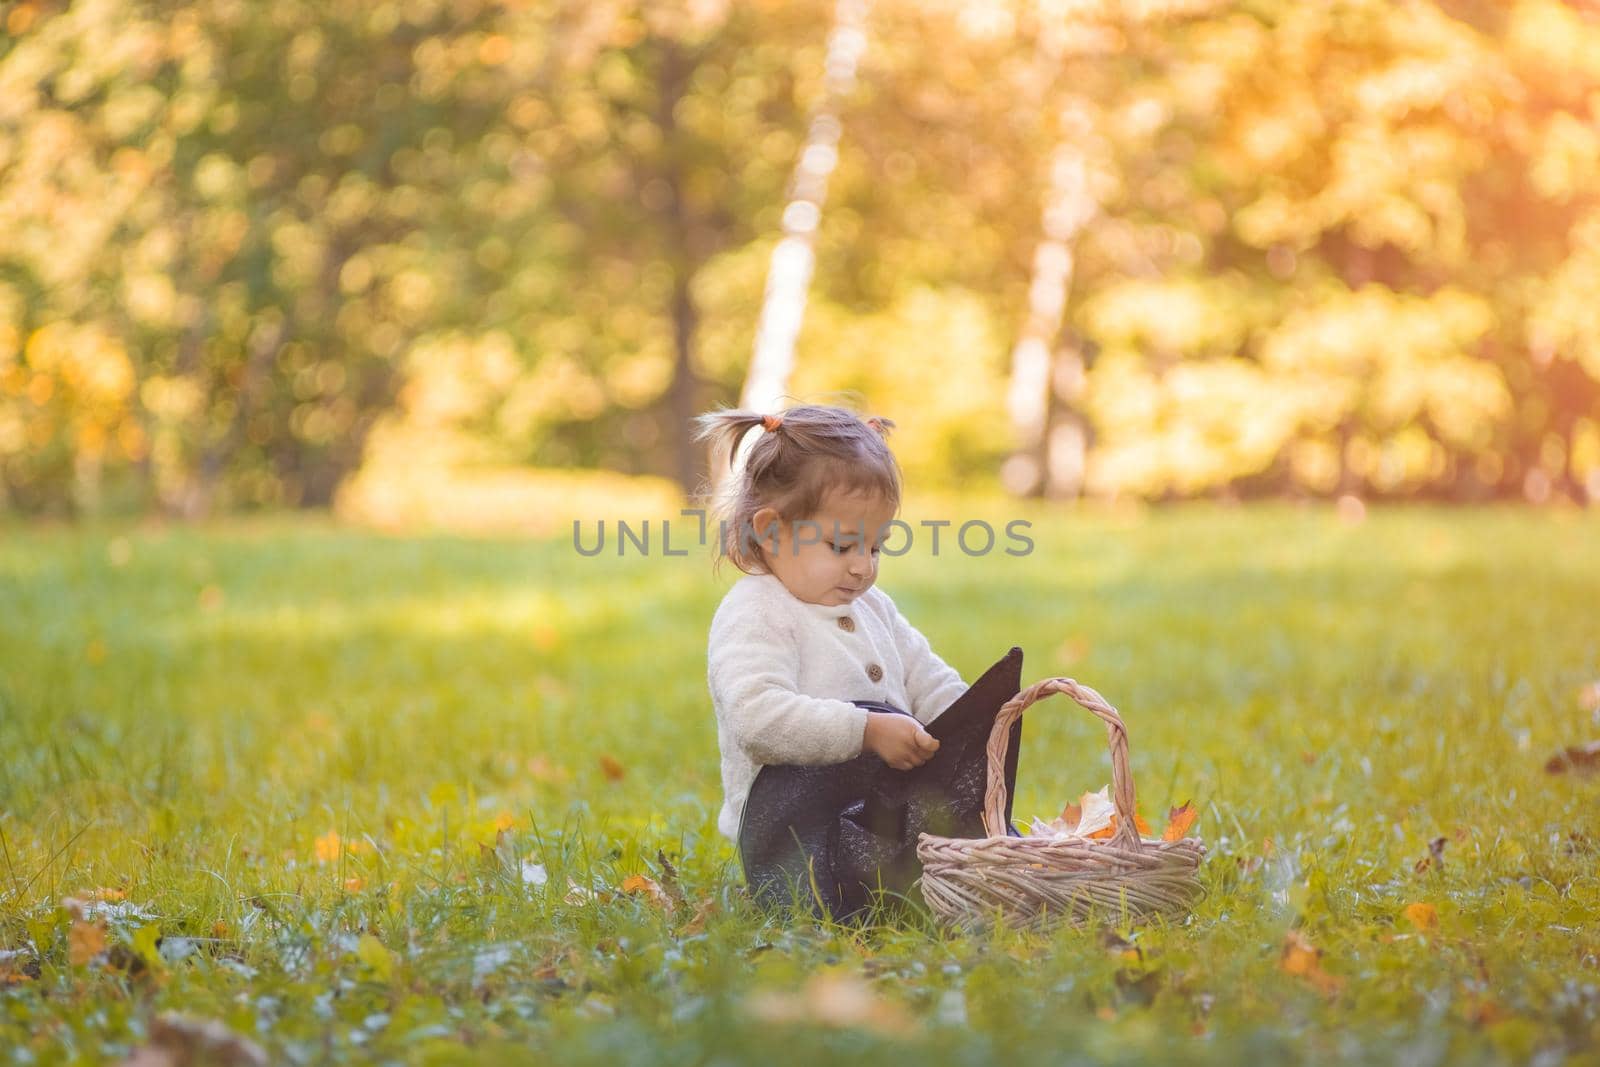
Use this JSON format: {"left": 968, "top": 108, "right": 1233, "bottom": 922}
{"left": 707, "top": 572, "right": 970, "bottom": 841}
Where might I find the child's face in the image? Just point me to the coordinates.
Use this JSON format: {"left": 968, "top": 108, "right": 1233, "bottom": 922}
{"left": 752, "top": 489, "right": 897, "bottom": 606}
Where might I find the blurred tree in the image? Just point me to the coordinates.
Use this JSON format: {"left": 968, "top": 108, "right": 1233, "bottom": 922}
{"left": 3, "top": 0, "right": 1599, "bottom": 516}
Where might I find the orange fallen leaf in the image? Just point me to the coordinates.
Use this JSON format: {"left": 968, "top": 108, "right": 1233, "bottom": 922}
{"left": 86, "top": 887, "right": 126, "bottom": 902}
{"left": 1163, "top": 802, "right": 1197, "bottom": 842}
{"left": 343, "top": 877, "right": 365, "bottom": 893}
{"left": 681, "top": 897, "right": 717, "bottom": 936}
{"left": 620, "top": 874, "right": 669, "bottom": 908}
{"left": 1467, "top": 996, "right": 1511, "bottom": 1027}
{"left": 744, "top": 973, "right": 918, "bottom": 1038}
{"left": 68, "top": 918, "right": 107, "bottom": 966}
{"left": 1279, "top": 930, "right": 1344, "bottom": 996}
{"left": 528, "top": 755, "right": 571, "bottom": 784}
{"left": 599, "top": 755, "right": 626, "bottom": 781}
{"left": 313, "top": 830, "right": 341, "bottom": 864}
{"left": 1402, "top": 902, "right": 1437, "bottom": 930}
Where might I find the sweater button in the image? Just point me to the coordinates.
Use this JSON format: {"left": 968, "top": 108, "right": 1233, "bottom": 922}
{"left": 837, "top": 616, "right": 855, "bottom": 633}
{"left": 866, "top": 663, "right": 883, "bottom": 683}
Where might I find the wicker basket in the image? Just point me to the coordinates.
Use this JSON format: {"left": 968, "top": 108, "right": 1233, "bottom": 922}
{"left": 916, "top": 676, "right": 1205, "bottom": 931}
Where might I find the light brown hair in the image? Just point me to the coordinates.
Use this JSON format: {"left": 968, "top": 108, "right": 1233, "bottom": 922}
{"left": 692, "top": 403, "right": 901, "bottom": 575}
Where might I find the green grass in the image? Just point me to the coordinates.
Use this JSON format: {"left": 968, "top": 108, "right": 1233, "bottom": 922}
{"left": 2, "top": 504, "right": 1599, "bottom": 1064}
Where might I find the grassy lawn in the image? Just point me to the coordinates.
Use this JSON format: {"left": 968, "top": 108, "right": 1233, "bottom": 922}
{"left": 2, "top": 504, "right": 1599, "bottom": 1064}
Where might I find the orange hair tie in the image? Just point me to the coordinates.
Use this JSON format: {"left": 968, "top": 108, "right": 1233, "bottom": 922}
{"left": 761, "top": 413, "right": 784, "bottom": 432}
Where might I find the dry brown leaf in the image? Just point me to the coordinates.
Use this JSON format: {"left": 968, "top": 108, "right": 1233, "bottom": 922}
{"left": 744, "top": 973, "right": 919, "bottom": 1038}
{"left": 116, "top": 1012, "right": 267, "bottom": 1067}
{"left": 1545, "top": 741, "right": 1600, "bottom": 775}
{"left": 1279, "top": 930, "right": 1344, "bottom": 996}
{"left": 68, "top": 918, "right": 107, "bottom": 966}
{"left": 598, "top": 755, "right": 627, "bottom": 781}
{"left": 655, "top": 849, "right": 686, "bottom": 910}
{"left": 1163, "top": 802, "right": 1198, "bottom": 842}
{"left": 1402, "top": 902, "right": 1438, "bottom": 930}
{"left": 1467, "top": 996, "right": 1511, "bottom": 1027}
{"left": 1414, "top": 836, "right": 1447, "bottom": 874}
{"left": 681, "top": 897, "right": 717, "bottom": 936}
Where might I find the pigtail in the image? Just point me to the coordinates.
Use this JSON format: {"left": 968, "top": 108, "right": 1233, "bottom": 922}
{"left": 691, "top": 407, "right": 777, "bottom": 469}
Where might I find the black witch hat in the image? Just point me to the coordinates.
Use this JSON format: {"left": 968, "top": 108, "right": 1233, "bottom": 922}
{"left": 736, "top": 647, "right": 1024, "bottom": 921}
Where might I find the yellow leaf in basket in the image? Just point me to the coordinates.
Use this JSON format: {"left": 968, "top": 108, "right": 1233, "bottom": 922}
{"left": 1163, "top": 802, "right": 1197, "bottom": 842}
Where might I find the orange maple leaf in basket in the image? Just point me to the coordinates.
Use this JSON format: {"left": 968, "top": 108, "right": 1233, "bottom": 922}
{"left": 1086, "top": 812, "right": 1153, "bottom": 839}
{"left": 1163, "top": 801, "right": 1198, "bottom": 842}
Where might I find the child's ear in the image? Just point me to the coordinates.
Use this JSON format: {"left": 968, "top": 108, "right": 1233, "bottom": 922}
{"left": 751, "top": 506, "right": 781, "bottom": 540}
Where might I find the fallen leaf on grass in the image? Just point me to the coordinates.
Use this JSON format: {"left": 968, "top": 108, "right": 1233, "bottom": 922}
{"left": 1544, "top": 742, "right": 1600, "bottom": 776}
{"left": 527, "top": 755, "right": 571, "bottom": 785}
{"left": 620, "top": 874, "right": 671, "bottom": 909}
{"left": 598, "top": 755, "right": 627, "bottom": 781}
{"left": 116, "top": 1012, "right": 267, "bottom": 1067}
{"left": 1413, "top": 836, "right": 1447, "bottom": 874}
{"left": 0, "top": 949, "right": 38, "bottom": 984}
{"left": 64, "top": 899, "right": 107, "bottom": 966}
{"left": 745, "top": 973, "right": 919, "bottom": 1038}
{"left": 313, "top": 830, "right": 341, "bottom": 864}
{"left": 1163, "top": 802, "right": 1198, "bottom": 842}
{"left": 681, "top": 897, "right": 718, "bottom": 936}
{"left": 1279, "top": 930, "right": 1344, "bottom": 996}
{"left": 1466, "top": 996, "right": 1511, "bottom": 1027}
{"left": 1402, "top": 902, "right": 1438, "bottom": 930}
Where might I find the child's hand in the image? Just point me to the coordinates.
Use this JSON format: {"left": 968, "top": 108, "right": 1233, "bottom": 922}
{"left": 863, "top": 711, "right": 940, "bottom": 770}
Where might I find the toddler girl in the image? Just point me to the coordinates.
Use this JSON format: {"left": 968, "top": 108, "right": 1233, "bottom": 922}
{"left": 693, "top": 403, "right": 969, "bottom": 842}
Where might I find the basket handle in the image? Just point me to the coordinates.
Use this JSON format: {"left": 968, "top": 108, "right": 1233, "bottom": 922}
{"left": 981, "top": 677, "right": 1141, "bottom": 849}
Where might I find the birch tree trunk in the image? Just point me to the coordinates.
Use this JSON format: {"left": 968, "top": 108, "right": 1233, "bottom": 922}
{"left": 1002, "top": 100, "right": 1099, "bottom": 499}
{"left": 738, "top": 0, "right": 870, "bottom": 415}
{"left": 1005, "top": 0, "right": 1219, "bottom": 499}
